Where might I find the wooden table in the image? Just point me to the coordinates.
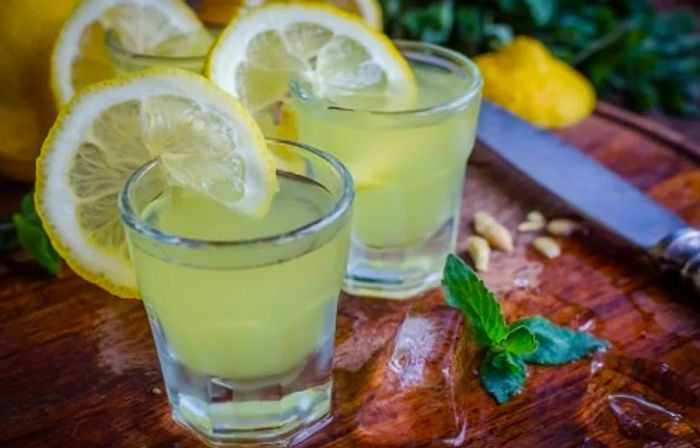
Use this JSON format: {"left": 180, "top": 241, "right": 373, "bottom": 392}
{"left": 1, "top": 104, "right": 699, "bottom": 447}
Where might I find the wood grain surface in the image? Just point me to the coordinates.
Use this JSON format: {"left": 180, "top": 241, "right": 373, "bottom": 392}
{"left": 1, "top": 104, "right": 699, "bottom": 447}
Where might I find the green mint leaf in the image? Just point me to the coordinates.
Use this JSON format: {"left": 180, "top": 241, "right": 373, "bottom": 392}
{"left": 0, "top": 216, "right": 17, "bottom": 251}
{"left": 503, "top": 326, "right": 538, "bottom": 355}
{"left": 12, "top": 212, "right": 61, "bottom": 276}
{"left": 492, "top": 347, "right": 525, "bottom": 375}
{"left": 480, "top": 349, "right": 527, "bottom": 404}
{"left": 512, "top": 316, "right": 610, "bottom": 365}
{"left": 442, "top": 254, "right": 507, "bottom": 347}
{"left": 20, "top": 194, "right": 35, "bottom": 215}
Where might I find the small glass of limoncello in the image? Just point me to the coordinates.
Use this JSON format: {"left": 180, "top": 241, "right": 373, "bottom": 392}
{"left": 291, "top": 41, "right": 482, "bottom": 299}
{"left": 119, "top": 140, "right": 353, "bottom": 445}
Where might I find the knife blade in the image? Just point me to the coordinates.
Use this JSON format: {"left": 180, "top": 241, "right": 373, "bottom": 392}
{"left": 476, "top": 100, "right": 700, "bottom": 292}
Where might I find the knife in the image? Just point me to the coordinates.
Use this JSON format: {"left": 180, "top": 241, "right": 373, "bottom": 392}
{"left": 476, "top": 100, "right": 700, "bottom": 293}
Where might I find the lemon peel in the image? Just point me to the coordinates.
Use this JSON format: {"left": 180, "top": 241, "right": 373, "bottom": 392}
{"left": 475, "top": 36, "right": 596, "bottom": 129}
{"left": 36, "top": 69, "right": 274, "bottom": 298}
{"left": 51, "top": 0, "right": 208, "bottom": 105}
{"left": 206, "top": 3, "right": 415, "bottom": 143}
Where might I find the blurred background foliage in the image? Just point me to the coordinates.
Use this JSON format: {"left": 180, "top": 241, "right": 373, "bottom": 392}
{"left": 381, "top": 0, "right": 700, "bottom": 117}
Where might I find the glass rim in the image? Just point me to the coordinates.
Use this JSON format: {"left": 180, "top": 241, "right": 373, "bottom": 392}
{"left": 119, "top": 138, "right": 354, "bottom": 249}
{"left": 104, "top": 29, "right": 207, "bottom": 64}
{"left": 289, "top": 39, "right": 483, "bottom": 117}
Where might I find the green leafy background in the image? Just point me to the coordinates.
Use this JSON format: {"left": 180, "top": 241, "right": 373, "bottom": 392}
{"left": 381, "top": 0, "right": 700, "bottom": 116}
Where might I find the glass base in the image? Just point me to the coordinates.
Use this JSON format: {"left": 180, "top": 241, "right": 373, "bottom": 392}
{"left": 171, "top": 382, "right": 331, "bottom": 446}
{"left": 344, "top": 268, "right": 443, "bottom": 299}
{"left": 343, "top": 218, "right": 456, "bottom": 299}
{"left": 146, "top": 306, "right": 336, "bottom": 447}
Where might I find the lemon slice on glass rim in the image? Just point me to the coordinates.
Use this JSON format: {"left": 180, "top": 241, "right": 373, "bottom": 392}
{"left": 51, "top": 0, "right": 211, "bottom": 105}
{"left": 36, "top": 69, "right": 275, "bottom": 298}
{"left": 205, "top": 3, "right": 416, "bottom": 135}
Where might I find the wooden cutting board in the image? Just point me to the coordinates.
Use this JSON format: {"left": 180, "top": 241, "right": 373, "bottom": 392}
{"left": 1, "top": 103, "right": 699, "bottom": 447}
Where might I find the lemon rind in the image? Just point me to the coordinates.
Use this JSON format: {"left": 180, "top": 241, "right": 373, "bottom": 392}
{"left": 37, "top": 68, "right": 273, "bottom": 298}
{"left": 51, "top": 0, "right": 204, "bottom": 105}
{"left": 205, "top": 3, "right": 416, "bottom": 107}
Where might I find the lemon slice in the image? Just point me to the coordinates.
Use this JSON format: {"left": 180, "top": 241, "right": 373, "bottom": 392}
{"left": 205, "top": 3, "right": 416, "bottom": 133}
{"left": 36, "top": 69, "right": 275, "bottom": 298}
{"left": 52, "top": 0, "right": 210, "bottom": 105}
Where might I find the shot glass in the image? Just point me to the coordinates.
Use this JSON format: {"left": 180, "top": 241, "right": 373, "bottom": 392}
{"left": 105, "top": 29, "right": 208, "bottom": 75}
{"left": 119, "top": 140, "right": 353, "bottom": 445}
{"left": 291, "top": 41, "right": 483, "bottom": 299}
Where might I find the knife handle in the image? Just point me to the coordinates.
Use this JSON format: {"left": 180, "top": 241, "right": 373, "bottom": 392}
{"left": 653, "top": 228, "right": 700, "bottom": 293}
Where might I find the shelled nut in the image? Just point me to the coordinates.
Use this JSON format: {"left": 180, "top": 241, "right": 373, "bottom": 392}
{"left": 465, "top": 236, "right": 491, "bottom": 272}
{"left": 518, "top": 210, "right": 547, "bottom": 232}
{"left": 526, "top": 210, "right": 546, "bottom": 225}
{"left": 533, "top": 236, "right": 561, "bottom": 259}
{"left": 518, "top": 220, "right": 545, "bottom": 232}
{"left": 547, "top": 218, "right": 581, "bottom": 237}
{"left": 474, "top": 211, "right": 497, "bottom": 234}
{"left": 473, "top": 211, "right": 514, "bottom": 252}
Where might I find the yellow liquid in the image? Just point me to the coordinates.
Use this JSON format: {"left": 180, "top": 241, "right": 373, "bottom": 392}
{"left": 293, "top": 64, "right": 480, "bottom": 248}
{"left": 128, "top": 176, "right": 350, "bottom": 379}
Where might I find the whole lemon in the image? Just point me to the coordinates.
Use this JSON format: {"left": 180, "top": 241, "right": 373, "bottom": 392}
{"left": 0, "top": 0, "right": 80, "bottom": 181}
{"left": 475, "top": 36, "right": 596, "bottom": 129}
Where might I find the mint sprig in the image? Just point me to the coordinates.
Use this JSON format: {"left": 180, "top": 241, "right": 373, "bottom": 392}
{"left": 442, "top": 254, "right": 610, "bottom": 404}
{"left": 4, "top": 194, "right": 61, "bottom": 275}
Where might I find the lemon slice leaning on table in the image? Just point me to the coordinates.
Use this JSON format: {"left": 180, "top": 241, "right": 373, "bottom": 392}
{"left": 36, "top": 69, "right": 276, "bottom": 298}
{"left": 52, "top": 0, "right": 211, "bottom": 104}
{"left": 205, "top": 3, "right": 416, "bottom": 136}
